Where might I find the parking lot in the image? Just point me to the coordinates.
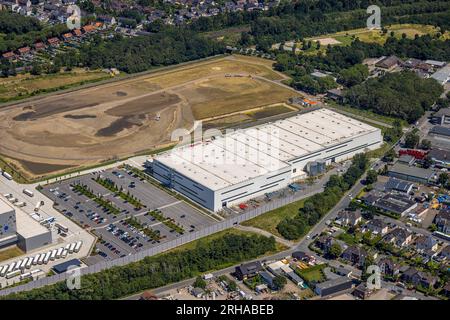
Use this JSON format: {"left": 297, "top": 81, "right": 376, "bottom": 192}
{"left": 41, "top": 167, "right": 217, "bottom": 265}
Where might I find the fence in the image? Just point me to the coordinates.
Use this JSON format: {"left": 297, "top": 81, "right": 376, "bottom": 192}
{"left": 0, "top": 189, "right": 320, "bottom": 296}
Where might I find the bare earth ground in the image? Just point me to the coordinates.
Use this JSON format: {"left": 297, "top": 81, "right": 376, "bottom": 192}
{"left": 0, "top": 55, "right": 298, "bottom": 179}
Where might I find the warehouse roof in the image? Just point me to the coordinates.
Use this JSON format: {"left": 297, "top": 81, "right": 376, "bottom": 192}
{"left": 0, "top": 198, "right": 14, "bottom": 214}
{"left": 155, "top": 108, "right": 379, "bottom": 190}
{"left": 15, "top": 207, "right": 50, "bottom": 239}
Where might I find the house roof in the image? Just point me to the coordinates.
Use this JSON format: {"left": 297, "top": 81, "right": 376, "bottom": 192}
{"left": 236, "top": 261, "right": 262, "bottom": 275}
{"left": 429, "top": 148, "right": 450, "bottom": 162}
{"left": 343, "top": 245, "right": 367, "bottom": 258}
{"left": 2, "top": 51, "right": 15, "bottom": 58}
{"left": 376, "top": 55, "right": 402, "bottom": 69}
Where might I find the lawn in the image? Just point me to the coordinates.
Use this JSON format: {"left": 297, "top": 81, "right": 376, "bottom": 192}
{"left": 296, "top": 264, "right": 327, "bottom": 283}
{"left": 241, "top": 199, "right": 306, "bottom": 237}
{"left": 0, "top": 246, "right": 24, "bottom": 263}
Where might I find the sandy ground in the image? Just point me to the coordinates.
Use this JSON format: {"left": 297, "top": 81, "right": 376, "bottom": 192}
{"left": 315, "top": 38, "right": 342, "bottom": 45}
{"left": 0, "top": 55, "right": 296, "bottom": 179}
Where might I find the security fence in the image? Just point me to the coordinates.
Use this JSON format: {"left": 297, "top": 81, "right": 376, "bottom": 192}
{"left": 0, "top": 189, "right": 320, "bottom": 296}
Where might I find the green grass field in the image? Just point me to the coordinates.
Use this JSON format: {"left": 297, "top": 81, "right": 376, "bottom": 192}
{"left": 241, "top": 199, "right": 306, "bottom": 237}
{"left": 296, "top": 264, "right": 327, "bottom": 283}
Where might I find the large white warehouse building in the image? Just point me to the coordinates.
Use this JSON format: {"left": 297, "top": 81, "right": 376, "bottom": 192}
{"left": 151, "top": 108, "right": 382, "bottom": 211}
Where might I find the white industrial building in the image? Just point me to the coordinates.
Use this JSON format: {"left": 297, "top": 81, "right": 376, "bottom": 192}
{"left": 151, "top": 108, "right": 383, "bottom": 211}
{"left": 0, "top": 198, "right": 52, "bottom": 252}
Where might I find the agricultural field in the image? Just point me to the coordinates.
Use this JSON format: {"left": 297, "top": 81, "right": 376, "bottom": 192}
{"left": 0, "top": 55, "right": 298, "bottom": 180}
{"left": 0, "top": 69, "right": 112, "bottom": 102}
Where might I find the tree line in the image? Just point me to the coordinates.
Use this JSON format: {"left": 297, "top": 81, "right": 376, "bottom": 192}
{"left": 277, "top": 153, "right": 369, "bottom": 240}
{"left": 2, "top": 233, "right": 276, "bottom": 300}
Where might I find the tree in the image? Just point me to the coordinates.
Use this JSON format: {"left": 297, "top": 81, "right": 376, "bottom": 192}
{"left": 420, "top": 139, "right": 432, "bottom": 150}
{"left": 365, "top": 170, "right": 378, "bottom": 185}
{"left": 273, "top": 275, "right": 287, "bottom": 291}
{"left": 193, "top": 276, "right": 207, "bottom": 289}
{"left": 404, "top": 131, "right": 420, "bottom": 149}
{"left": 328, "top": 243, "right": 342, "bottom": 259}
{"left": 423, "top": 155, "right": 433, "bottom": 169}
{"left": 438, "top": 173, "right": 449, "bottom": 187}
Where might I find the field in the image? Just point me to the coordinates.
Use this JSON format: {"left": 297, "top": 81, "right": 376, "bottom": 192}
{"left": 0, "top": 55, "right": 298, "bottom": 180}
{"left": 0, "top": 69, "right": 112, "bottom": 102}
{"left": 241, "top": 199, "right": 306, "bottom": 237}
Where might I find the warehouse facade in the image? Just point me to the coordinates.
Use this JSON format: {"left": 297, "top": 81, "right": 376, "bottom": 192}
{"left": 152, "top": 108, "right": 383, "bottom": 211}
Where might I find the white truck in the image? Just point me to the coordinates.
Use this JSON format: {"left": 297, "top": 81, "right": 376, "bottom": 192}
{"left": 32, "top": 254, "right": 40, "bottom": 265}
{"left": 34, "top": 201, "right": 44, "bottom": 212}
{"left": 0, "top": 265, "right": 8, "bottom": 277}
{"left": 43, "top": 252, "right": 51, "bottom": 264}
{"left": 15, "top": 202, "right": 26, "bottom": 208}
{"left": 6, "top": 269, "right": 21, "bottom": 279}
{"left": 2, "top": 171, "right": 12, "bottom": 180}
{"left": 37, "top": 254, "right": 45, "bottom": 265}
{"left": 7, "top": 262, "right": 15, "bottom": 273}
{"left": 56, "top": 248, "right": 63, "bottom": 259}
{"left": 23, "top": 189, "right": 34, "bottom": 197}
{"left": 50, "top": 249, "right": 57, "bottom": 261}
{"left": 68, "top": 242, "right": 76, "bottom": 254}
{"left": 74, "top": 241, "right": 82, "bottom": 253}
{"left": 25, "top": 258, "right": 32, "bottom": 269}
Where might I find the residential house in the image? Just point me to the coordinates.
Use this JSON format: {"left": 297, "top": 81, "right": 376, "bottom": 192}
{"left": 34, "top": 42, "right": 46, "bottom": 50}
{"left": 62, "top": 32, "right": 73, "bottom": 41}
{"left": 234, "top": 261, "right": 262, "bottom": 280}
{"left": 375, "top": 55, "right": 402, "bottom": 70}
{"left": 366, "top": 219, "right": 389, "bottom": 235}
{"left": 341, "top": 246, "right": 368, "bottom": 267}
{"left": 315, "top": 235, "right": 333, "bottom": 252}
{"left": 17, "top": 46, "right": 30, "bottom": 55}
{"left": 377, "top": 257, "right": 400, "bottom": 277}
{"left": 439, "top": 245, "right": 450, "bottom": 260}
{"left": 2, "top": 51, "right": 15, "bottom": 59}
{"left": 259, "top": 271, "right": 275, "bottom": 290}
{"left": 98, "top": 15, "right": 117, "bottom": 26}
{"left": 434, "top": 210, "right": 450, "bottom": 234}
{"left": 384, "top": 177, "right": 414, "bottom": 194}
{"left": 352, "top": 282, "right": 375, "bottom": 300}
{"left": 47, "top": 37, "right": 60, "bottom": 46}
{"left": 414, "top": 235, "right": 438, "bottom": 252}
{"left": 335, "top": 210, "right": 362, "bottom": 227}
{"left": 383, "top": 228, "right": 413, "bottom": 248}
{"left": 401, "top": 267, "right": 437, "bottom": 289}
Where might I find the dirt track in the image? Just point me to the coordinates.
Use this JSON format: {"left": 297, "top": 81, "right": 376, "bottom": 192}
{"left": 0, "top": 55, "right": 297, "bottom": 179}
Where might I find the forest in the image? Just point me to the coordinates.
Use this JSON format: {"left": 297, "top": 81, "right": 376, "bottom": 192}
{"left": 345, "top": 71, "right": 444, "bottom": 123}
{"left": 2, "top": 233, "right": 276, "bottom": 300}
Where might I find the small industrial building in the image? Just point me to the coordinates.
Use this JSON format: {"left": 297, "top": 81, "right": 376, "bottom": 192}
{"left": 431, "top": 108, "right": 450, "bottom": 125}
{"left": 431, "top": 65, "right": 450, "bottom": 85}
{"left": 315, "top": 277, "right": 354, "bottom": 297}
{"left": 384, "top": 177, "right": 414, "bottom": 194}
{"left": 0, "top": 198, "right": 52, "bottom": 252}
{"left": 151, "top": 108, "right": 382, "bottom": 211}
{"left": 53, "top": 258, "right": 82, "bottom": 274}
{"left": 429, "top": 148, "right": 450, "bottom": 167}
{"left": 388, "top": 163, "right": 435, "bottom": 184}
{"left": 429, "top": 126, "right": 450, "bottom": 139}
